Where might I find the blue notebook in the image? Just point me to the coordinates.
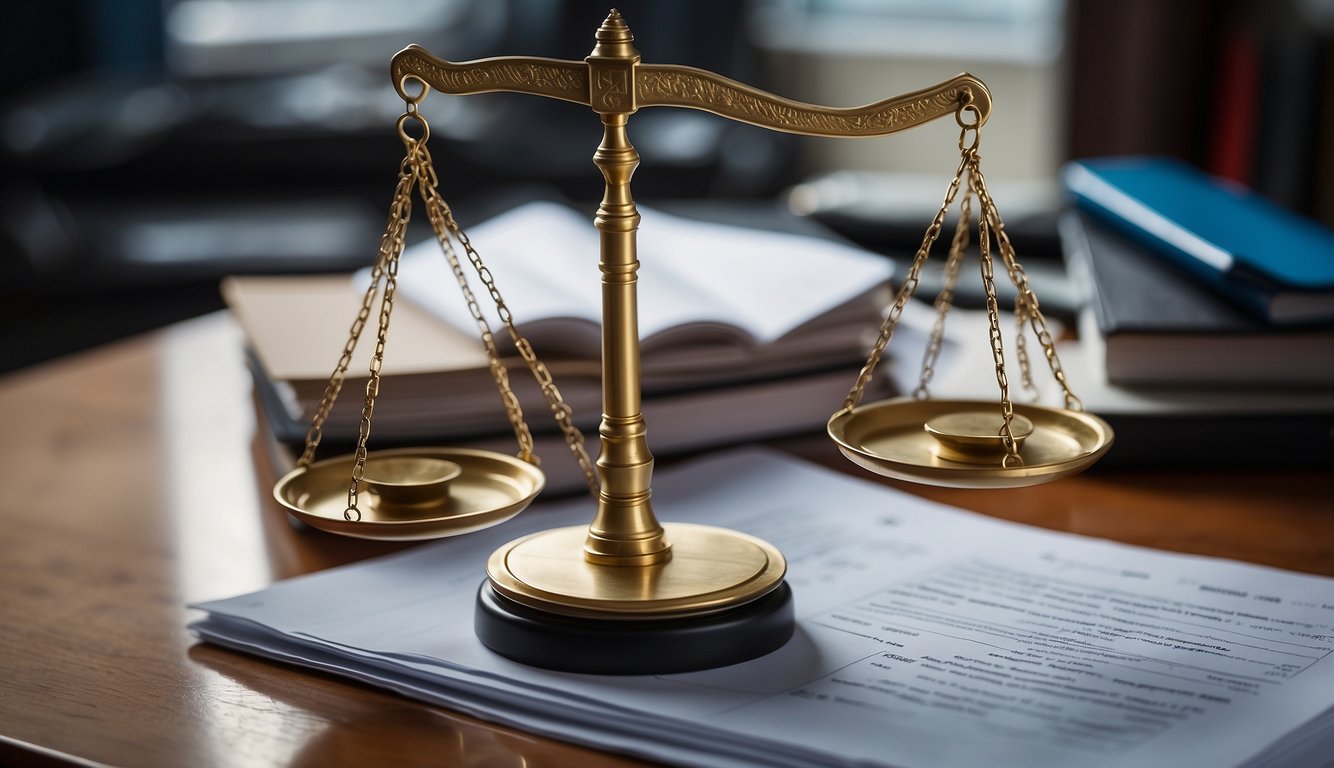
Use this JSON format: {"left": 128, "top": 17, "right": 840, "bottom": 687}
{"left": 1062, "top": 156, "right": 1334, "bottom": 325}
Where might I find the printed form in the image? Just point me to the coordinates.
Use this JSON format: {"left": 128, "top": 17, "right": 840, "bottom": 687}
{"left": 192, "top": 449, "right": 1334, "bottom": 768}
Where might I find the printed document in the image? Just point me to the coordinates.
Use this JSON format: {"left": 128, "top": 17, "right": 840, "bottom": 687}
{"left": 192, "top": 449, "right": 1334, "bottom": 768}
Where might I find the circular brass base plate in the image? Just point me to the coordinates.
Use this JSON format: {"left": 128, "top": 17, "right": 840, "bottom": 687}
{"left": 828, "top": 398, "right": 1114, "bottom": 489}
{"left": 486, "top": 523, "right": 787, "bottom": 619}
{"left": 273, "top": 447, "right": 544, "bottom": 540}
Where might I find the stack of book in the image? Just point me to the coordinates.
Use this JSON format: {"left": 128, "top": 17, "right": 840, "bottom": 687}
{"left": 1058, "top": 156, "right": 1334, "bottom": 465}
{"left": 228, "top": 200, "right": 898, "bottom": 494}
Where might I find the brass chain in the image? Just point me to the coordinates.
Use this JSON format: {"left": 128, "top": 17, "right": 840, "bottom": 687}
{"left": 913, "top": 187, "right": 973, "bottom": 400}
{"left": 411, "top": 146, "right": 537, "bottom": 466}
{"left": 968, "top": 147, "right": 1023, "bottom": 467}
{"left": 294, "top": 93, "right": 603, "bottom": 521}
{"left": 844, "top": 91, "right": 1086, "bottom": 471}
{"left": 1012, "top": 290, "right": 1040, "bottom": 402}
{"left": 413, "top": 143, "right": 600, "bottom": 498}
{"left": 297, "top": 153, "right": 417, "bottom": 469}
{"left": 338, "top": 120, "right": 430, "bottom": 520}
{"left": 296, "top": 105, "right": 427, "bottom": 521}
{"left": 969, "top": 158, "right": 1083, "bottom": 411}
{"left": 840, "top": 150, "right": 970, "bottom": 411}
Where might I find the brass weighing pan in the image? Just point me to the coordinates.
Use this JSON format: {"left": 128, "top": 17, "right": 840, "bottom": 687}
{"left": 828, "top": 398, "right": 1113, "bottom": 489}
{"left": 274, "top": 447, "right": 545, "bottom": 540}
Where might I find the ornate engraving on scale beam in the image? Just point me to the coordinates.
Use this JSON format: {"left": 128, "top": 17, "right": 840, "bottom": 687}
{"left": 636, "top": 65, "right": 988, "bottom": 138}
{"left": 392, "top": 47, "right": 591, "bottom": 106}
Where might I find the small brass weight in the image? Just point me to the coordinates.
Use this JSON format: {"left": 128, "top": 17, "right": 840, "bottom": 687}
{"left": 274, "top": 9, "right": 1112, "bottom": 674}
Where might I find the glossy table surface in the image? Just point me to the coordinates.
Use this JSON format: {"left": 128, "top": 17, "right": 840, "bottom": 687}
{"left": 2, "top": 313, "right": 1331, "bottom": 768}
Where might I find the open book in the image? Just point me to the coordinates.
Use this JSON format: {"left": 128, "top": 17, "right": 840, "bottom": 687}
{"left": 387, "top": 200, "right": 895, "bottom": 361}
{"left": 226, "top": 200, "right": 897, "bottom": 444}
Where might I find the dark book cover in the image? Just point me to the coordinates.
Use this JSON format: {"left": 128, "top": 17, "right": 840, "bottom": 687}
{"left": 1059, "top": 209, "right": 1334, "bottom": 386}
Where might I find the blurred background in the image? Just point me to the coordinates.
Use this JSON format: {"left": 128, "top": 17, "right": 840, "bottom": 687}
{"left": 2, "top": 0, "right": 1332, "bottom": 373}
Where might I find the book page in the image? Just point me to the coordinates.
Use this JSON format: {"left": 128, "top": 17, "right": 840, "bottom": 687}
{"left": 192, "top": 449, "right": 1334, "bottom": 768}
{"left": 223, "top": 275, "right": 488, "bottom": 381}
{"left": 386, "top": 202, "right": 895, "bottom": 356}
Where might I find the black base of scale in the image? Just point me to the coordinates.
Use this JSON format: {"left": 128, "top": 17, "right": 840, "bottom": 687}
{"left": 474, "top": 581, "right": 795, "bottom": 675}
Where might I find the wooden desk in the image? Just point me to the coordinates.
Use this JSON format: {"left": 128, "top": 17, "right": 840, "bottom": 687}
{"left": 2, "top": 313, "right": 1331, "bottom": 768}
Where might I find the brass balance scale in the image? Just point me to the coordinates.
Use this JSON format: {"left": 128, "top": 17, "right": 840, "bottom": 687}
{"left": 273, "top": 10, "right": 1113, "bottom": 674}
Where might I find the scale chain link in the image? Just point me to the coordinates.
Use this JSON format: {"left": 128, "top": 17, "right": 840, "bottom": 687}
{"left": 297, "top": 153, "right": 417, "bottom": 471}
{"left": 411, "top": 149, "right": 538, "bottom": 466}
{"left": 1013, "top": 293, "right": 1040, "bottom": 402}
{"left": 969, "top": 152, "right": 1023, "bottom": 467}
{"left": 841, "top": 151, "right": 970, "bottom": 411}
{"left": 970, "top": 163, "right": 1083, "bottom": 412}
{"left": 913, "top": 187, "right": 973, "bottom": 400}
{"left": 414, "top": 142, "right": 600, "bottom": 498}
{"left": 342, "top": 155, "right": 417, "bottom": 520}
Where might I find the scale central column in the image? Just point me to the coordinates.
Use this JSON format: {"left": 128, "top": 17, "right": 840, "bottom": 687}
{"left": 585, "top": 112, "right": 671, "bottom": 565}
{"left": 582, "top": 10, "right": 668, "bottom": 565}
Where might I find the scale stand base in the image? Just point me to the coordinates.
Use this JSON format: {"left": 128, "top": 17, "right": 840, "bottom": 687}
{"left": 474, "top": 522, "right": 794, "bottom": 673}
{"left": 475, "top": 580, "right": 794, "bottom": 675}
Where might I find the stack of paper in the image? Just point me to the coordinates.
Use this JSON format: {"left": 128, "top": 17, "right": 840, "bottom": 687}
{"left": 192, "top": 449, "right": 1334, "bottom": 768}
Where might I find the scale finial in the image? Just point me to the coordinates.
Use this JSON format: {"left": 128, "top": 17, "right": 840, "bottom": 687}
{"left": 589, "top": 7, "right": 639, "bottom": 96}
{"left": 597, "top": 8, "right": 633, "bottom": 43}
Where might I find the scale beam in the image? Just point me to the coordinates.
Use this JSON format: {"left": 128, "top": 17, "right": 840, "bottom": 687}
{"left": 390, "top": 47, "right": 990, "bottom": 137}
